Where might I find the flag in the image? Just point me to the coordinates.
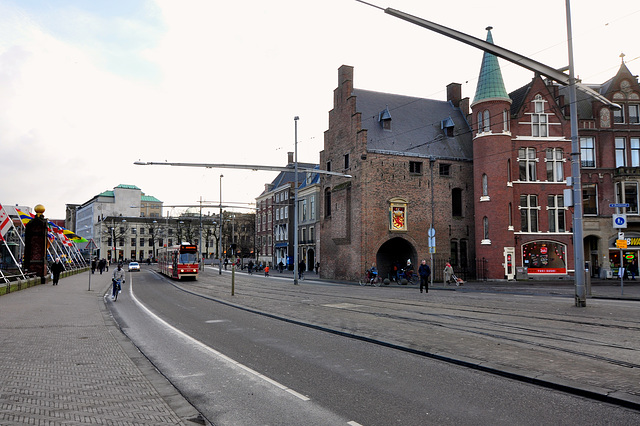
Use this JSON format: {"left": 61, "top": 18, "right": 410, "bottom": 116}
{"left": 0, "top": 204, "right": 12, "bottom": 238}
{"left": 15, "top": 209, "right": 34, "bottom": 225}
{"left": 63, "top": 229, "right": 88, "bottom": 243}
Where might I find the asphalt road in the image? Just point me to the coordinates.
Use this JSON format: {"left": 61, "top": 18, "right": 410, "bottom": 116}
{"left": 107, "top": 268, "right": 640, "bottom": 425}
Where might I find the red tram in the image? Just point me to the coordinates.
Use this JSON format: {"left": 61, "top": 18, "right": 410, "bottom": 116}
{"left": 157, "top": 243, "right": 199, "bottom": 280}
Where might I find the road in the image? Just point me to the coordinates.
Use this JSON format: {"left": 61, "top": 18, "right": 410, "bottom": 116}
{"left": 106, "top": 266, "right": 640, "bottom": 425}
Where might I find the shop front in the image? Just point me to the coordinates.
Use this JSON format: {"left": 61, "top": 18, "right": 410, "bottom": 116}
{"left": 522, "top": 241, "right": 567, "bottom": 275}
{"left": 608, "top": 233, "right": 640, "bottom": 278}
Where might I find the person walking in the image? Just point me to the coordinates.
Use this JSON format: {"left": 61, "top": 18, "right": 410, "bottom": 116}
{"left": 298, "top": 260, "right": 306, "bottom": 280}
{"left": 50, "top": 257, "right": 64, "bottom": 286}
{"left": 264, "top": 265, "right": 270, "bottom": 277}
{"left": 247, "top": 260, "right": 254, "bottom": 275}
{"left": 444, "top": 262, "right": 454, "bottom": 285}
{"left": 418, "top": 260, "right": 431, "bottom": 293}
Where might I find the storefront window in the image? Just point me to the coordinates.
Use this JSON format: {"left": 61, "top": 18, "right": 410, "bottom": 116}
{"left": 522, "top": 241, "right": 567, "bottom": 274}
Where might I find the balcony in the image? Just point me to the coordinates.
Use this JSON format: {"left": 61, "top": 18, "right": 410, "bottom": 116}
{"left": 614, "top": 167, "right": 640, "bottom": 178}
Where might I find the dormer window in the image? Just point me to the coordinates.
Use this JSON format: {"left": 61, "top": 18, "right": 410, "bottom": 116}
{"left": 379, "top": 106, "right": 392, "bottom": 130}
{"left": 441, "top": 117, "right": 455, "bottom": 137}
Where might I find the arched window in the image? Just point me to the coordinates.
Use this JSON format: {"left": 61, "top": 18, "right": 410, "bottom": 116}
{"left": 477, "top": 112, "right": 483, "bottom": 134}
{"left": 483, "top": 110, "right": 490, "bottom": 132}
{"left": 503, "top": 109, "right": 510, "bottom": 132}
{"left": 452, "top": 188, "right": 462, "bottom": 217}
{"left": 482, "top": 174, "right": 488, "bottom": 197}
{"left": 483, "top": 216, "right": 489, "bottom": 240}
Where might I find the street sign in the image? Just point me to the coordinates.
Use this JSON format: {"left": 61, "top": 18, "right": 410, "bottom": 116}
{"left": 85, "top": 239, "right": 98, "bottom": 250}
{"left": 428, "top": 227, "right": 435, "bottom": 237}
{"left": 616, "top": 239, "right": 628, "bottom": 249}
{"left": 613, "top": 214, "right": 627, "bottom": 229}
{"left": 610, "top": 203, "right": 630, "bottom": 208}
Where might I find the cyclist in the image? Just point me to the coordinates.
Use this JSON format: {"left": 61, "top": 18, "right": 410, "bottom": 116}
{"left": 367, "top": 264, "right": 378, "bottom": 284}
{"left": 112, "top": 263, "right": 125, "bottom": 300}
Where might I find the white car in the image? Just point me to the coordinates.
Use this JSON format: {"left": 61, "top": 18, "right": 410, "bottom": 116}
{"left": 128, "top": 262, "right": 140, "bottom": 272}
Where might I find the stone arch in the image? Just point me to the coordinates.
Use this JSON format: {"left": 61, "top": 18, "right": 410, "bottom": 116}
{"left": 375, "top": 237, "right": 418, "bottom": 281}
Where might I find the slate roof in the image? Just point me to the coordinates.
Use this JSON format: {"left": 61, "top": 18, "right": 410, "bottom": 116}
{"left": 259, "top": 162, "right": 318, "bottom": 196}
{"left": 354, "top": 89, "right": 473, "bottom": 161}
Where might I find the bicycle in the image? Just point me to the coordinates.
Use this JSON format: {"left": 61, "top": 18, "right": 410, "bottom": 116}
{"left": 359, "top": 269, "right": 381, "bottom": 286}
{"left": 112, "top": 278, "right": 122, "bottom": 301}
{"left": 397, "top": 269, "right": 418, "bottom": 285}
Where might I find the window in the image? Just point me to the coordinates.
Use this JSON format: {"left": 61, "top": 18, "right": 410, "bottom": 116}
{"left": 583, "top": 183, "right": 598, "bottom": 215}
{"left": 545, "top": 148, "right": 564, "bottom": 182}
{"left": 616, "top": 137, "right": 627, "bottom": 167}
{"left": 450, "top": 240, "right": 458, "bottom": 267}
{"left": 477, "top": 112, "right": 482, "bottom": 134}
{"left": 460, "top": 240, "right": 468, "bottom": 267}
{"left": 439, "top": 164, "right": 450, "bottom": 176}
{"left": 483, "top": 216, "right": 489, "bottom": 240}
{"left": 520, "top": 195, "right": 539, "bottom": 232}
{"left": 614, "top": 106, "right": 625, "bottom": 123}
{"left": 632, "top": 138, "right": 640, "bottom": 167}
{"left": 616, "top": 182, "right": 639, "bottom": 214}
{"left": 630, "top": 105, "right": 640, "bottom": 124}
{"left": 503, "top": 109, "right": 510, "bottom": 132}
{"left": 131, "top": 238, "right": 136, "bottom": 246}
{"left": 409, "top": 161, "right": 423, "bottom": 174}
{"left": 508, "top": 203, "right": 513, "bottom": 229}
{"left": 310, "top": 195, "right": 316, "bottom": 220}
{"left": 275, "top": 208, "right": 280, "bottom": 221}
{"left": 532, "top": 95, "right": 548, "bottom": 137}
{"left": 483, "top": 110, "right": 490, "bottom": 132}
{"left": 344, "top": 153, "right": 349, "bottom": 169}
{"left": 580, "top": 137, "right": 595, "bottom": 167}
{"left": 324, "top": 188, "right": 331, "bottom": 217}
{"left": 326, "top": 161, "right": 331, "bottom": 172}
{"left": 547, "top": 195, "right": 566, "bottom": 232}
{"left": 518, "top": 147, "right": 537, "bottom": 181}
{"left": 482, "top": 174, "right": 488, "bottom": 197}
{"left": 452, "top": 188, "right": 462, "bottom": 217}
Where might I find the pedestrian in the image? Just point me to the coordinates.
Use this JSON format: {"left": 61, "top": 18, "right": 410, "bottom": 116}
{"left": 50, "top": 257, "right": 64, "bottom": 286}
{"left": 315, "top": 262, "right": 319, "bottom": 274}
{"left": 224, "top": 258, "right": 228, "bottom": 270}
{"left": 278, "top": 261, "right": 284, "bottom": 273}
{"left": 98, "top": 258, "right": 106, "bottom": 274}
{"left": 91, "top": 257, "right": 97, "bottom": 274}
{"left": 405, "top": 259, "right": 414, "bottom": 280}
{"left": 418, "top": 260, "right": 431, "bottom": 293}
{"left": 264, "top": 265, "right": 270, "bottom": 277}
{"left": 444, "top": 262, "right": 454, "bottom": 285}
{"left": 630, "top": 259, "right": 638, "bottom": 280}
{"left": 298, "top": 260, "right": 305, "bottom": 280}
{"left": 248, "top": 260, "right": 254, "bottom": 274}
{"left": 112, "top": 263, "right": 125, "bottom": 299}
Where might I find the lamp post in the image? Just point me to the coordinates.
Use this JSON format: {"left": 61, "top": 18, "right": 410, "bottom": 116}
{"left": 152, "top": 220, "right": 157, "bottom": 261}
{"left": 219, "top": 174, "right": 223, "bottom": 275}
{"left": 293, "top": 116, "right": 300, "bottom": 285}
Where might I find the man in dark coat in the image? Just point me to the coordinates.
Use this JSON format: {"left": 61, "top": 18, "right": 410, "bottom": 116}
{"left": 418, "top": 260, "right": 431, "bottom": 293}
{"left": 51, "top": 258, "right": 64, "bottom": 286}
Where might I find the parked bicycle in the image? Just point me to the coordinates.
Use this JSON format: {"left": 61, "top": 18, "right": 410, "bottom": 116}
{"left": 360, "top": 268, "right": 381, "bottom": 286}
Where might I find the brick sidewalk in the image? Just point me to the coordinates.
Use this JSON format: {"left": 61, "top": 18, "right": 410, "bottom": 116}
{"left": 0, "top": 271, "right": 202, "bottom": 425}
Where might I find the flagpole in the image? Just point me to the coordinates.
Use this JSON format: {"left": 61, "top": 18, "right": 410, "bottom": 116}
{"left": 1, "top": 238, "right": 26, "bottom": 279}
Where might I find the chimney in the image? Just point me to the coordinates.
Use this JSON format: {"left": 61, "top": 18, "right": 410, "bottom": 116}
{"left": 447, "top": 82, "right": 462, "bottom": 107}
{"left": 287, "top": 152, "right": 294, "bottom": 165}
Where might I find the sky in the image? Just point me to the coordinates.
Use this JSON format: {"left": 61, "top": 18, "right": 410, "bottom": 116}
{"left": 1, "top": 0, "right": 639, "bottom": 220}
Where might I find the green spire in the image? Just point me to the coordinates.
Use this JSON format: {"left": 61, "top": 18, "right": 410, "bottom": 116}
{"left": 472, "top": 27, "right": 510, "bottom": 105}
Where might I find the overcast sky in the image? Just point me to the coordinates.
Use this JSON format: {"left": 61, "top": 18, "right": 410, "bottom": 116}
{"left": 1, "top": 0, "right": 638, "bottom": 220}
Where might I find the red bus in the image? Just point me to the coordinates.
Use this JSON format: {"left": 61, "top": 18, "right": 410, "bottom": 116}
{"left": 157, "top": 244, "right": 199, "bottom": 280}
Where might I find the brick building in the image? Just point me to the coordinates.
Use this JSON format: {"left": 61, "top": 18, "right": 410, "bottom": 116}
{"left": 319, "top": 65, "right": 475, "bottom": 282}
{"left": 471, "top": 28, "right": 640, "bottom": 280}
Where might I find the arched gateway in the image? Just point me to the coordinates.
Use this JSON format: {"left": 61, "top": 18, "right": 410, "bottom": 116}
{"left": 376, "top": 237, "right": 418, "bottom": 281}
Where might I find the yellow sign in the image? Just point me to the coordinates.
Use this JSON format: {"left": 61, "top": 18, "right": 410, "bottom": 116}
{"left": 616, "top": 239, "right": 628, "bottom": 249}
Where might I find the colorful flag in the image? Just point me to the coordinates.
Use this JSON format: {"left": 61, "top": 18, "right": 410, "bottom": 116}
{"left": 0, "top": 204, "right": 12, "bottom": 238}
{"left": 63, "top": 229, "right": 88, "bottom": 243}
{"left": 15, "top": 209, "right": 34, "bottom": 225}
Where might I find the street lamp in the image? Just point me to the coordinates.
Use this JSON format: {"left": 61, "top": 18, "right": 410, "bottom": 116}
{"left": 219, "top": 174, "right": 223, "bottom": 275}
{"left": 294, "top": 116, "right": 300, "bottom": 285}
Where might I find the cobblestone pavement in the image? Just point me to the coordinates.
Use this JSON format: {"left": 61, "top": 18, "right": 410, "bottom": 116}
{"left": 0, "top": 271, "right": 202, "bottom": 425}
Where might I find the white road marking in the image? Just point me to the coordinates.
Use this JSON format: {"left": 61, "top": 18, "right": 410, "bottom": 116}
{"left": 128, "top": 276, "right": 310, "bottom": 401}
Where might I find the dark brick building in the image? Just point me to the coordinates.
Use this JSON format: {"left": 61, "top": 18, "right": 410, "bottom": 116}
{"left": 319, "top": 65, "right": 476, "bottom": 281}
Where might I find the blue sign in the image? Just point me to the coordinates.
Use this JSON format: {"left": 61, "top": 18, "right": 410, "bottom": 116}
{"left": 610, "top": 203, "right": 630, "bottom": 208}
{"left": 615, "top": 216, "right": 626, "bottom": 226}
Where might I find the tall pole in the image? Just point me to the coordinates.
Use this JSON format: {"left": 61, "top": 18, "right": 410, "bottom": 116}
{"left": 566, "top": 0, "right": 586, "bottom": 307}
{"left": 219, "top": 174, "right": 223, "bottom": 275}
{"left": 199, "top": 196, "right": 203, "bottom": 268}
{"left": 293, "top": 116, "right": 300, "bottom": 285}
